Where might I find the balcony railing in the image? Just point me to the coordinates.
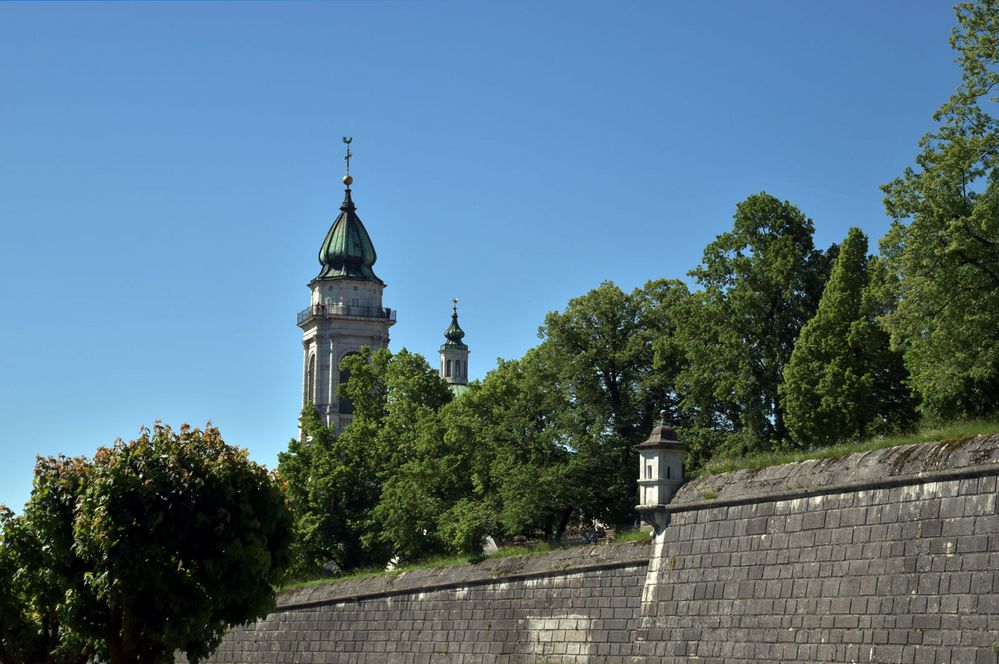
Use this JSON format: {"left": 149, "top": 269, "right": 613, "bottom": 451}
{"left": 297, "top": 303, "right": 397, "bottom": 325}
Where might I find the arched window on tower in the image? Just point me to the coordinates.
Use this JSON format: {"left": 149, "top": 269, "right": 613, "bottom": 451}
{"left": 446, "top": 359, "right": 452, "bottom": 378}
{"left": 306, "top": 353, "right": 316, "bottom": 405}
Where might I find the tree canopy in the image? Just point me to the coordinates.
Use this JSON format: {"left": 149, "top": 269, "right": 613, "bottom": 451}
{"left": 783, "top": 228, "right": 916, "bottom": 445}
{"left": 676, "top": 193, "right": 834, "bottom": 456}
{"left": 0, "top": 425, "right": 292, "bottom": 664}
{"left": 270, "top": 0, "right": 994, "bottom": 578}
{"left": 880, "top": 0, "right": 999, "bottom": 418}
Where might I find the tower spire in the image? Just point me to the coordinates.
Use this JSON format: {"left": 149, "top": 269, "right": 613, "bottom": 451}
{"left": 443, "top": 297, "right": 466, "bottom": 347}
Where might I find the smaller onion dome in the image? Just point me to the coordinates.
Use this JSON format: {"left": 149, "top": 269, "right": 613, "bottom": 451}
{"left": 441, "top": 300, "right": 467, "bottom": 350}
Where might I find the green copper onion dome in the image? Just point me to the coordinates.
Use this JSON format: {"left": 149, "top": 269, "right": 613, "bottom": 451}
{"left": 441, "top": 303, "right": 467, "bottom": 350}
{"left": 316, "top": 187, "right": 382, "bottom": 282}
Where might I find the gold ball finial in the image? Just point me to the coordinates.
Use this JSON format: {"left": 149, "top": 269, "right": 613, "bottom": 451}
{"left": 343, "top": 175, "right": 353, "bottom": 186}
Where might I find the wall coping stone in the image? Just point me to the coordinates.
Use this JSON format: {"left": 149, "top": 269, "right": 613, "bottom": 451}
{"left": 275, "top": 539, "right": 651, "bottom": 612}
{"left": 672, "top": 433, "right": 999, "bottom": 513}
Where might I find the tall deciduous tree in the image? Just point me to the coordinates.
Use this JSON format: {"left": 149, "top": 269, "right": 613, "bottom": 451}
{"left": 783, "top": 228, "right": 917, "bottom": 445}
{"left": 880, "top": 0, "right": 999, "bottom": 418}
{"left": 1, "top": 425, "right": 292, "bottom": 664}
{"left": 678, "top": 193, "right": 834, "bottom": 456}
{"left": 75, "top": 425, "right": 292, "bottom": 664}
{"left": 277, "top": 407, "right": 379, "bottom": 575}
{"left": 282, "top": 347, "right": 454, "bottom": 566}
{"left": 452, "top": 351, "right": 577, "bottom": 543}
{"left": 538, "top": 280, "right": 689, "bottom": 524}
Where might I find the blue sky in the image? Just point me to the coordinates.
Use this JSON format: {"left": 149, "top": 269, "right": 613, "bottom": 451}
{"left": 0, "top": 1, "right": 958, "bottom": 511}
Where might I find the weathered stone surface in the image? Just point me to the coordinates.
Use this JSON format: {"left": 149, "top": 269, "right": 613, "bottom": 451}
{"left": 674, "top": 433, "right": 999, "bottom": 507}
{"left": 200, "top": 541, "right": 650, "bottom": 664}
{"left": 638, "top": 436, "right": 999, "bottom": 663}
{"left": 277, "top": 540, "right": 650, "bottom": 609}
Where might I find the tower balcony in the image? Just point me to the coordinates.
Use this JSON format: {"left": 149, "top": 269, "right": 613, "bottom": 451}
{"left": 297, "top": 303, "right": 397, "bottom": 326}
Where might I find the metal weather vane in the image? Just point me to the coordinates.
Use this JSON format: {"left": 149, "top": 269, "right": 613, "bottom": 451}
{"left": 343, "top": 136, "right": 353, "bottom": 178}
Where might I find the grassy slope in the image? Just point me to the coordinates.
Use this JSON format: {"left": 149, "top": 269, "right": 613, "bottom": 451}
{"left": 280, "top": 533, "right": 652, "bottom": 591}
{"left": 697, "top": 417, "right": 999, "bottom": 478}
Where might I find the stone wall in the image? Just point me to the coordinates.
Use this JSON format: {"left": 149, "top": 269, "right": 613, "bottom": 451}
{"left": 637, "top": 433, "right": 999, "bottom": 663}
{"left": 203, "top": 542, "right": 650, "bottom": 664}
{"left": 202, "top": 434, "right": 999, "bottom": 663}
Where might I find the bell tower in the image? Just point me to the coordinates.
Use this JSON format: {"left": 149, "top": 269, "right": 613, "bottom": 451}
{"left": 439, "top": 298, "right": 470, "bottom": 394}
{"left": 298, "top": 138, "right": 396, "bottom": 431}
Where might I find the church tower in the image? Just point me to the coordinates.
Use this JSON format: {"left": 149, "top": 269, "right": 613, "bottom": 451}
{"left": 298, "top": 138, "right": 396, "bottom": 432}
{"left": 439, "top": 298, "right": 469, "bottom": 394}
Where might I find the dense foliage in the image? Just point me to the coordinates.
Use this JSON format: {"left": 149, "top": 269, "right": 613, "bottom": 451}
{"left": 880, "top": 0, "right": 999, "bottom": 418}
{"left": 674, "top": 193, "right": 834, "bottom": 458}
{"left": 0, "top": 425, "right": 292, "bottom": 664}
{"left": 277, "top": 2, "right": 998, "bottom": 574}
{"left": 782, "top": 228, "right": 916, "bottom": 445}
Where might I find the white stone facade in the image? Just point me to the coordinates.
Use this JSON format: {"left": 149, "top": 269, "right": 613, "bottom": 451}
{"left": 439, "top": 344, "right": 469, "bottom": 387}
{"left": 299, "top": 277, "right": 394, "bottom": 432}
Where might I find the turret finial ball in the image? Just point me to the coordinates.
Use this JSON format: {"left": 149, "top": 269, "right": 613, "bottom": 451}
{"left": 343, "top": 175, "right": 353, "bottom": 186}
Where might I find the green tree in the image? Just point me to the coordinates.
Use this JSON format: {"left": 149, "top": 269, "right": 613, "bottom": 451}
{"left": 74, "top": 424, "right": 292, "bottom": 664}
{"left": 538, "top": 280, "right": 689, "bottom": 524}
{"left": 1, "top": 425, "right": 292, "bottom": 664}
{"left": 880, "top": 0, "right": 999, "bottom": 418}
{"left": 277, "top": 407, "right": 379, "bottom": 574}
{"left": 354, "top": 348, "right": 453, "bottom": 560}
{"left": 678, "top": 193, "right": 834, "bottom": 456}
{"left": 464, "top": 352, "right": 577, "bottom": 541}
{"left": 279, "top": 347, "right": 452, "bottom": 571}
{"left": 282, "top": 347, "right": 454, "bottom": 565}
{"left": 0, "top": 457, "right": 94, "bottom": 664}
{"left": 783, "top": 228, "right": 917, "bottom": 445}
{"left": 371, "top": 409, "right": 453, "bottom": 560}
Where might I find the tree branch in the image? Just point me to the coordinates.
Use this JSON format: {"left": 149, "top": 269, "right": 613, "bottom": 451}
{"left": 955, "top": 249, "right": 999, "bottom": 285}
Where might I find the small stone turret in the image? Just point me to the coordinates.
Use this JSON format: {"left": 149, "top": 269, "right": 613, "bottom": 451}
{"left": 636, "top": 410, "right": 688, "bottom": 533}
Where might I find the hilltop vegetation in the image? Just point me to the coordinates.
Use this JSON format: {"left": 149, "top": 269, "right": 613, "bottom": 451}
{"left": 277, "top": 0, "right": 998, "bottom": 578}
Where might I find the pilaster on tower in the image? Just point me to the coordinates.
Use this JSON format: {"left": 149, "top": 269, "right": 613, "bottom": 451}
{"left": 298, "top": 138, "right": 395, "bottom": 433}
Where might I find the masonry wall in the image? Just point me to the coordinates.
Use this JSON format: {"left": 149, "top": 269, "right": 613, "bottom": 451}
{"left": 203, "top": 543, "right": 650, "bottom": 664}
{"left": 203, "top": 434, "right": 999, "bottom": 664}
{"left": 637, "top": 434, "right": 999, "bottom": 664}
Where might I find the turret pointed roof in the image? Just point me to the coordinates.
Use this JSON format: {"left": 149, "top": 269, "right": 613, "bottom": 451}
{"left": 316, "top": 186, "right": 382, "bottom": 283}
{"left": 441, "top": 300, "right": 467, "bottom": 350}
{"left": 638, "top": 411, "right": 686, "bottom": 451}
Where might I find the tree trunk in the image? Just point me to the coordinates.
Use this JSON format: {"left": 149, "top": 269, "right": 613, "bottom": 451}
{"left": 774, "top": 401, "right": 788, "bottom": 445}
{"left": 107, "top": 605, "right": 125, "bottom": 664}
{"left": 555, "top": 507, "right": 574, "bottom": 542}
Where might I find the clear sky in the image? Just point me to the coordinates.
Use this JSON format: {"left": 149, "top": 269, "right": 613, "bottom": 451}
{"left": 0, "top": 1, "right": 959, "bottom": 511}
